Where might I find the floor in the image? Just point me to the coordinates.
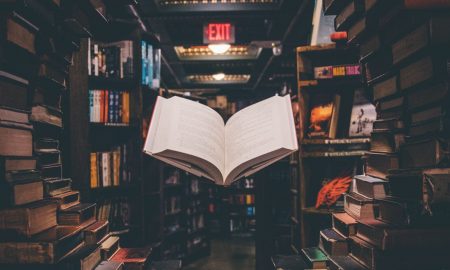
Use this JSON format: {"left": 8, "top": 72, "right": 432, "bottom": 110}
{"left": 184, "top": 237, "right": 255, "bottom": 270}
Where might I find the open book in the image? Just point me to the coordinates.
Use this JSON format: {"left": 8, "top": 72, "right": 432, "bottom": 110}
{"left": 143, "top": 95, "right": 298, "bottom": 186}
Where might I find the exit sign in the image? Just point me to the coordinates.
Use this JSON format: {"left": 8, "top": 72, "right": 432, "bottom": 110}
{"left": 204, "top": 23, "right": 235, "bottom": 44}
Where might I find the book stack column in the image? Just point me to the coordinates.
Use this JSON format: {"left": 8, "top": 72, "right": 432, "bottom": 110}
{"left": 287, "top": 1, "right": 450, "bottom": 269}
{"left": 294, "top": 43, "right": 373, "bottom": 250}
{"left": 0, "top": 1, "right": 105, "bottom": 269}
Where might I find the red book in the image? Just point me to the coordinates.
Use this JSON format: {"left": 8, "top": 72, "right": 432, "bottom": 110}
{"left": 404, "top": 0, "right": 450, "bottom": 9}
{"left": 100, "top": 90, "right": 105, "bottom": 123}
{"left": 110, "top": 247, "right": 152, "bottom": 270}
{"left": 330, "top": 32, "right": 348, "bottom": 42}
{"left": 104, "top": 90, "right": 109, "bottom": 124}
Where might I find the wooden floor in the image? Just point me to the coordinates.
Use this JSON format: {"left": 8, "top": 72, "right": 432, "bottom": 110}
{"left": 184, "top": 237, "right": 255, "bottom": 270}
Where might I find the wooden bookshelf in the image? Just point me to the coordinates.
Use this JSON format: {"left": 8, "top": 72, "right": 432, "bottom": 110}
{"left": 293, "top": 44, "right": 368, "bottom": 249}
{"left": 67, "top": 0, "right": 162, "bottom": 247}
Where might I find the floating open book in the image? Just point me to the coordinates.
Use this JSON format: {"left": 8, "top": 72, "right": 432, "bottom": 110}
{"left": 144, "top": 95, "right": 298, "bottom": 185}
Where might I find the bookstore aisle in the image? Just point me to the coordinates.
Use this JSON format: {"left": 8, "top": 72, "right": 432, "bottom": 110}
{"left": 2, "top": 0, "right": 450, "bottom": 270}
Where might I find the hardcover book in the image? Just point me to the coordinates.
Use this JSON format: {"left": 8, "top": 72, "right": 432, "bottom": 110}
{"left": 301, "top": 247, "right": 328, "bottom": 269}
{"left": 357, "top": 219, "right": 450, "bottom": 251}
{"left": 372, "top": 76, "right": 398, "bottom": 101}
{"left": 100, "top": 236, "right": 120, "bottom": 260}
{"left": 352, "top": 175, "right": 387, "bottom": 199}
{"left": 0, "top": 177, "right": 43, "bottom": 206}
{"left": 0, "top": 124, "right": 33, "bottom": 157}
{"left": 377, "top": 196, "right": 421, "bottom": 226}
{"left": 0, "top": 70, "right": 29, "bottom": 111}
{"left": 0, "top": 200, "right": 57, "bottom": 237}
{"left": 348, "top": 236, "right": 377, "bottom": 269}
{"left": 387, "top": 170, "right": 423, "bottom": 200}
{"left": 423, "top": 168, "right": 450, "bottom": 216}
{"left": 44, "top": 178, "right": 72, "bottom": 197}
{"left": 84, "top": 220, "right": 110, "bottom": 245}
{"left": 365, "top": 152, "right": 399, "bottom": 180}
{"left": 406, "top": 82, "right": 448, "bottom": 111}
{"left": 0, "top": 225, "right": 85, "bottom": 264}
{"left": 399, "top": 138, "right": 448, "bottom": 168}
{"left": 110, "top": 247, "right": 152, "bottom": 270}
{"left": 63, "top": 245, "right": 102, "bottom": 270}
{"left": 344, "top": 192, "right": 377, "bottom": 220}
{"left": 328, "top": 255, "right": 366, "bottom": 270}
{"left": 332, "top": 213, "right": 357, "bottom": 237}
{"left": 372, "top": 118, "right": 404, "bottom": 132}
{"left": 319, "top": 228, "right": 349, "bottom": 256}
{"left": 50, "top": 190, "right": 80, "bottom": 210}
{"left": 144, "top": 95, "right": 298, "bottom": 185}
{"left": 370, "top": 131, "right": 404, "bottom": 153}
{"left": 58, "top": 203, "right": 96, "bottom": 226}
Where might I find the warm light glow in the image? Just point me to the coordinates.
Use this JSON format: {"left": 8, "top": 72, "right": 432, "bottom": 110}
{"left": 212, "top": 73, "right": 226, "bottom": 81}
{"left": 208, "top": 44, "right": 231, "bottom": 54}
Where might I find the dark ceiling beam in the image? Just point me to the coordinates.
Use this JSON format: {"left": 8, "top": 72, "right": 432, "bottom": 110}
{"left": 252, "top": 0, "right": 312, "bottom": 91}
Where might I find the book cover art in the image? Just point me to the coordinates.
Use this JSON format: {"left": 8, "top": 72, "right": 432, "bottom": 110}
{"left": 349, "top": 89, "right": 376, "bottom": 137}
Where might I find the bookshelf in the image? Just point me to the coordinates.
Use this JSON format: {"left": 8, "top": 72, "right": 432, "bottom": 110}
{"left": 224, "top": 178, "right": 256, "bottom": 236}
{"left": 67, "top": 0, "right": 162, "bottom": 246}
{"left": 293, "top": 43, "right": 370, "bottom": 249}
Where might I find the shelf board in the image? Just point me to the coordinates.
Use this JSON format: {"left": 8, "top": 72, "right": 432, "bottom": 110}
{"left": 301, "top": 138, "right": 370, "bottom": 145}
{"left": 89, "top": 185, "right": 138, "bottom": 196}
{"left": 302, "top": 207, "right": 343, "bottom": 215}
{"left": 302, "top": 150, "right": 367, "bottom": 158}
{"left": 88, "top": 76, "right": 135, "bottom": 89}
{"left": 90, "top": 123, "right": 134, "bottom": 128}
{"left": 298, "top": 77, "right": 362, "bottom": 89}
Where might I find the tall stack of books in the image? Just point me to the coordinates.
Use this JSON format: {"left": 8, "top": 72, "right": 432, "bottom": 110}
{"left": 300, "top": 1, "right": 450, "bottom": 269}
{"left": 0, "top": 1, "right": 94, "bottom": 267}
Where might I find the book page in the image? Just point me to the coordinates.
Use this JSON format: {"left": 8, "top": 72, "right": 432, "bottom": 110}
{"left": 225, "top": 95, "right": 297, "bottom": 181}
{"left": 144, "top": 97, "right": 226, "bottom": 179}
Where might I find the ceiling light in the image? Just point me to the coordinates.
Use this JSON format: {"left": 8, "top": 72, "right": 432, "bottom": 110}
{"left": 212, "top": 73, "right": 226, "bottom": 81}
{"left": 208, "top": 44, "right": 231, "bottom": 54}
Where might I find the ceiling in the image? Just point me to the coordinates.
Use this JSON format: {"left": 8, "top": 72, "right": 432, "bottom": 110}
{"left": 138, "top": 0, "right": 315, "bottom": 98}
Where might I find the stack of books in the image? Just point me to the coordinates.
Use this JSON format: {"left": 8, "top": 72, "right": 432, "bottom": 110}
{"left": 90, "top": 144, "right": 132, "bottom": 188}
{"left": 300, "top": 1, "right": 450, "bottom": 269}
{"left": 0, "top": 1, "right": 95, "bottom": 267}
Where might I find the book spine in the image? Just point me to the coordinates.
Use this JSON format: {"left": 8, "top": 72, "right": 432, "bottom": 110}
{"left": 399, "top": 56, "right": 433, "bottom": 90}
{"left": 90, "top": 153, "right": 97, "bottom": 188}
{"left": 89, "top": 90, "right": 93, "bottom": 122}
{"left": 108, "top": 90, "right": 114, "bottom": 124}
{"left": 118, "top": 92, "right": 123, "bottom": 124}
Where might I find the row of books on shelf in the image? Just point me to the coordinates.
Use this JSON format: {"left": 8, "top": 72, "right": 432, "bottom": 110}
{"left": 89, "top": 145, "right": 132, "bottom": 188}
{"left": 96, "top": 198, "right": 131, "bottom": 232}
{"left": 89, "top": 89, "right": 130, "bottom": 125}
{"left": 141, "top": 40, "right": 161, "bottom": 89}
{"left": 165, "top": 196, "right": 181, "bottom": 215}
{"left": 187, "top": 214, "right": 205, "bottom": 234}
{"left": 229, "top": 218, "right": 256, "bottom": 233}
{"left": 229, "top": 194, "right": 255, "bottom": 205}
{"left": 88, "top": 39, "right": 134, "bottom": 79}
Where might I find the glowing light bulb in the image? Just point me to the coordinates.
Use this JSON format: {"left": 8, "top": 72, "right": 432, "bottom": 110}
{"left": 208, "top": 43, "right": 231, "bottom": 54}
{"left": 212, "top": 73, "right": 226, "bottom": 81}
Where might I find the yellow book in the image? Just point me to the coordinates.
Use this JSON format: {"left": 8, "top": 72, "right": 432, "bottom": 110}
{"left": 113, "top": 151, "right": 120, "bottom": 186}
{"left": 90, "top": 153, "right": 98, "bottom": 188}
{"left": 246, "top": 195, "right": 252, "bottom": 205}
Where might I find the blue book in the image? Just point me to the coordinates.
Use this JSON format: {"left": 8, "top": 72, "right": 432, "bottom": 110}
{"left": 147, "top": 43, "right": 153, "bottom": 87}
{"left": 141, "top": 41, "right": 147, "bottom": 85}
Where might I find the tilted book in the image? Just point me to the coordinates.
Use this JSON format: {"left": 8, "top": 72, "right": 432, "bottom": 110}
{"left": 144, "top": 95, "right": 298, "bottom": 185}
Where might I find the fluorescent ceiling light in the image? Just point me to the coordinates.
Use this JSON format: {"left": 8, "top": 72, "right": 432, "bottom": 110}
{"left": 208, "top": 43, "right": 231, "bottom": 54}
{"left": 187, "top": 74, "right": 251, "bottom": 84}
{"left": 212, "top": 73, "right": 226, "bottom": 81}
{"left": 174, "top": 45, "right": 262, "bottom": 61}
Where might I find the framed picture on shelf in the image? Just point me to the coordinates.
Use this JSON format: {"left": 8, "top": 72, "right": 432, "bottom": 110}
{"left": 306, "top": 93, "right": 341, "bottom": 139}
{"left": 349, "top": 89, "right": 376, "bottom": 137}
